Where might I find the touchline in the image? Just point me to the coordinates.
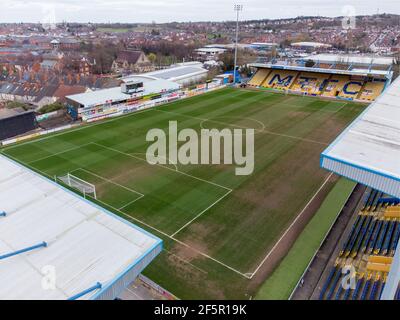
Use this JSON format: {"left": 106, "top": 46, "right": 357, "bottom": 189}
{"left": 146, "top": 121, "right": 255, "bottom": 176}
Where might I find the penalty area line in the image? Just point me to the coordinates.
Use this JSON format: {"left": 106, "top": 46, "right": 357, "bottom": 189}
{"left": 87, "top": 196, "right": 250, "bottom": 279}
{"left": 91, "top": 142, "right": 232, "bottom": 192}
{"left": 171, "top": 189, "right": 233, "bottom": 237}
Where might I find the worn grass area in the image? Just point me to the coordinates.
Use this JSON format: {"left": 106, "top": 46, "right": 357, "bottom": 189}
{"left": 1, "top": 88, "right": 366, "bottom": 299}
{"left": 255, "top": 178, "right": 357, "bottom": 300}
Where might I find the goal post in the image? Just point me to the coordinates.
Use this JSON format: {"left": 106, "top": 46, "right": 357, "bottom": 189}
{"left": 59, "top": 173, "right": 97, "bottom": 200}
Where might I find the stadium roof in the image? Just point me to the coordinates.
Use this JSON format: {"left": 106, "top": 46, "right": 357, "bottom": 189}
{"left": 124, "top": 62, "right": 208, "bottom": 83}
{"left": 250, "top": 42, "right": 278, "bottom": 46}
{"left": 66, "top": 78, "right": 180, "bottom": 108}
{"left": 249, "top": 63, "right": 391, "bottom": 79}
{"left": 321, "top": 75, "right": 400, "bottom": 199}
{"left": 0, "top": 155, "right": 162, "bottom": 300}
{"left": 0, "top": 108, "right": 21, "bottom": 120}
{"left": 195, "top": 47, "right": 227, "bottom": 54}
{"left": 291, "top": 42, "right": 332, "bottom": 48}
{"left": 304, "top": 54, "right": 396, "bottom": 67}
{"left": 0, "top": 109, "right": 35, "bottom": 121}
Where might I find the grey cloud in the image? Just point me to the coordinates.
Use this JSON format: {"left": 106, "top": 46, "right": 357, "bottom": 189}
{"left": 0, "top": 0, "right": 399, "bottom": 22}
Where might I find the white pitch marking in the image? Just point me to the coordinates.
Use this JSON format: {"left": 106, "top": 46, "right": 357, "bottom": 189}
{"left": 131, "top": 152, "right": 179, "bottom": 171}
{"left": 2, "top": 108, "right": 156, "bottom": 151}
{"left": 1, "top": 86, "right": 231, "bottom": 151}
{"left": 91, "top": 142, "right": 232, "bottom": 192}
{"left": 171, "top": 189, "right": 233, "bottom": 237}
{"left": 163, "top": 248, "right": 208, "bottom": 275}
{"left": 26, "top": 143, "right": 92, "bottom": 165}
{"left": 156, "top": 109, "right": 328, "bottom": 146}
{"left": 84, "top": 192, "right": 250, "bottom": 279}
{"left": 6, "top": 145, "right": 248, "bottom": 279}
{"left": 75, "top": 167, "right": 144, "bottom": 197}
{"left": 118, "top": 196, "right": 145, "bottom": 211}
{"left": 249, "top": 172, "right": 334, "bottom": 278}
{"left": 68, "top": 167, "right": 145, "bottom": 210}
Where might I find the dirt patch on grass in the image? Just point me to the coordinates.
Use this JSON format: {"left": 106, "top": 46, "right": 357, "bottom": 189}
{"left": 166, "top": 244, "right": 226, "bottom": 299}
{"left": 173, "top": 234, "right": 210, "bottom": 264}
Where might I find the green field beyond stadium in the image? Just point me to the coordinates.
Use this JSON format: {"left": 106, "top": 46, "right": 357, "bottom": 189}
{"left": 1, "top": 88, "right": 367, "bottom": 299}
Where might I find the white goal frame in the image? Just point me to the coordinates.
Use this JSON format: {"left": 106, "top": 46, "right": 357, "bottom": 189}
{"left": 62, "top": 173, "right": 97, "bottom": 200}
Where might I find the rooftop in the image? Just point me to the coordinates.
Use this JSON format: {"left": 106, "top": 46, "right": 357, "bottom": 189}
{"left": 124, "top": 63, "right": 208, "bottom": 83}
{"left": 0, "top": 108, "right": 21, "bottom": 120}
{"left": 321, "top": 75, "right": 400, "bottom": 198}
{"left": 291, "top": 42, "right": 332, "bottom": 48}
{"left": 66, "top": 78, "right": 180, "bottom": 107}
{"left": 304, "top": 54, "right": 396, "bottom": 66}
{"left": 0, "top": 155, "right": 162, "bottom": 300}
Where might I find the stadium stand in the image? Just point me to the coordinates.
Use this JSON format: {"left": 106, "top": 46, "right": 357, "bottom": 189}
{"left": 291, "top": 72, "right": 331, "bottom": 95}
{"left": 338, "top": 80, "right": 364, "bottom": 99}
{"left": 319, "top": 189, "right": 400, "bottom": 300}
{"left": 247, "top": 68, "right": 270, "bottom": 86}
{"left": 0, "top": 111, "right": 37, "bottom": 140}
{"left": 248, "top": 59, "right": 392, "bottom": 102}
{"left": 248, "top": 68, "right": 387, "bottom": 101}
{"left": 321, "top": 72, "right": 400, "bottom": 298}
{"left": 261, "top": 69, "right": 299, "bottom": 90}
{"left": 321, "top": 75, "right": 351, "bottom": 98}
{"left": 358, "top": 79, "right": 387, "bottom": 101}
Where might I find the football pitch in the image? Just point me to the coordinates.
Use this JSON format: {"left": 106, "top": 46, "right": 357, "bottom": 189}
{"left": 1, "top": 88, "right": 367, "bottom": 299}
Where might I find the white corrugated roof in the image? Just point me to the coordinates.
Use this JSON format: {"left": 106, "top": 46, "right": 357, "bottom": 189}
{"left": 127, "top": 64, "right": 208, "bottom": 82}
{"left": 322, "top": 76, "right": 400, "bottom": 192}
{"left": 66, "top": 78, "right": 180, "bottom": 107}
{"left": 291, "top": 42, "right": 332, "bottom": 48}
{"left": 0, "top": 155, "right": 161, "bottom": 300}
{"left": 305, "top": 54, "right": 395, "bottom": 66}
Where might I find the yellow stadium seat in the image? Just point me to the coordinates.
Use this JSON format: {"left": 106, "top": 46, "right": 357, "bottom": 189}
{"left": 262, "top": 70, "right": 299, "bottom": 90}
{"left": 322, "top": 75, "right": 351, "bottom": 98}
{"left": 248, "top": 69, "right": 271, "bottom": 86}
{"left": 359, "top": 80, "right": 386, "bottom": 101}
{"left": 366, "top": 262, "right": 391, "bottom": 273}
{"left": 291, "top": 72, "right": 331, "bottom": 95}
{"left": 368, "top": 256, "right": 393, "bottom": 265}
{"left": 384, "top": 206, "right": 400, "bottom": 218}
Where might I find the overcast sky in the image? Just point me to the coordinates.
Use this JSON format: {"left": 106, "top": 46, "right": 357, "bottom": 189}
{"left": 0, "top": 0, "right": 399, "bottom": 23}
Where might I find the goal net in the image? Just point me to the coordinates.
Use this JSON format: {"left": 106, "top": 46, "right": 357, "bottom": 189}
{"left": 59, "top": 173, "right": 97, "bottom": 199}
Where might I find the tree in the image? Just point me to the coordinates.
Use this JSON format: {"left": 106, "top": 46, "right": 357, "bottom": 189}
{"left": 220, "top": 49, "right": 258, "bottom": 72}
{"left": 37, "top": 102, "right": 64, "bottom": 114}
{"left": 147, "top": 53, "right": 157, "bottom": 64}
{"left": 88, "top": 42, "right": 119, "bottom": 74}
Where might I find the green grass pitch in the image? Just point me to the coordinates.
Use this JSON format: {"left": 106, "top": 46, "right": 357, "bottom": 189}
{"left": 1, "top": 88, "right": 367, "bottom": 299}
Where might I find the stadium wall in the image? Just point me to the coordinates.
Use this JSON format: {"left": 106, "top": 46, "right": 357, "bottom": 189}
{"left": 93, "top": 242, "right": 163, "bottom": 300}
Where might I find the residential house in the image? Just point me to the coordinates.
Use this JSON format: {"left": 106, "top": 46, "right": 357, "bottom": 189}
{"left": 111, "top": 50, "right": 154, "bottom": 74}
